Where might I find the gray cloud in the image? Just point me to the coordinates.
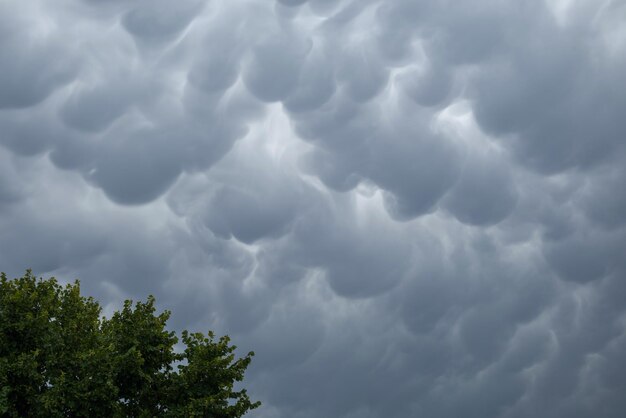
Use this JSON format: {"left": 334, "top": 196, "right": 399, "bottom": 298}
{"left": 122, "top": 0, "right": 205, "bottom": 44}
{"left": 243, "top": 30, "right": 311, "bottom": 103}
{"left": 442, "top": 148, "right": 518, "bottom": 226}
{"left": 0, "top": 2, "right": 76, "bottom": 109}
{"left": 1, "top": 0, "right": 625, "bottom": 417}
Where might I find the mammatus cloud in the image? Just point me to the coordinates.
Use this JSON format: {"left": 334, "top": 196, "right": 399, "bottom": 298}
{"left": 1, "top": 0, "right": 625, "bottom": 417}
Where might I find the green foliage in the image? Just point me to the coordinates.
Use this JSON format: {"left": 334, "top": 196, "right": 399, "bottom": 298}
{"left": 0, "top": 271, "right": 260, "bottom": 417}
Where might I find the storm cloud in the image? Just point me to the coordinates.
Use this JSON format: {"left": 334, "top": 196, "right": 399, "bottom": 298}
{"left": 1, "top": 0, "right": 625, "bottom": 417}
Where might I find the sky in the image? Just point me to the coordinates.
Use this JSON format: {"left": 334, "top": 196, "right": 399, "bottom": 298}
{"left": 1, "top": 0, "right": 626, "bottom": 416}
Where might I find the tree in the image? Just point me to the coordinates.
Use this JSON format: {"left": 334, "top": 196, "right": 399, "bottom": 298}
{"left": 0, "top": 271, "right": 260, "bottom": 417}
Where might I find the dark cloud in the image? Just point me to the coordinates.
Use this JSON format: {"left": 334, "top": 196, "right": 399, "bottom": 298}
{"left": 579, "top": 160, "right": 626, "bottom": 229}
{"left": 1, "top": 0, "right": 625, "bottom": 417}
{"left": 88, "top": 128, "right": 183, "bottom": 204}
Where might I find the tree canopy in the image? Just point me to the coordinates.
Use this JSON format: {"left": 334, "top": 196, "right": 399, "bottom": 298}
{"left": 0, "top": 270, "right": 260, "bottom": 417}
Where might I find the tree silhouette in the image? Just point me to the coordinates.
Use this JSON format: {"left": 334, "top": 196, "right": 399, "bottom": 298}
{"left": 0, "top": 271, "right": 260, "bottom": 417}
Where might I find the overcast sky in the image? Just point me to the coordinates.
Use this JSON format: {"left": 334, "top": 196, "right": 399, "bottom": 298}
{"left": 1, "top": 0, "right": 626, "bottom": 416}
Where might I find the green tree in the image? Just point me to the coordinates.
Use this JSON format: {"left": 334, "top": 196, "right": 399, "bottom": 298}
{"left": 0, "top": 271, "right": 260, "bottom": 417}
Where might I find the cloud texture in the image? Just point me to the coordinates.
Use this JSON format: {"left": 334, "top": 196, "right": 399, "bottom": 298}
{"left": 1, "top": 0, "right": 625, "bottom": 416}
